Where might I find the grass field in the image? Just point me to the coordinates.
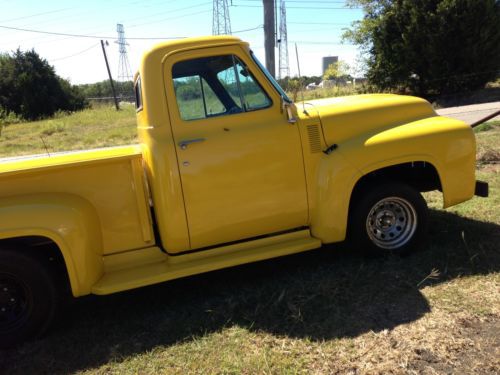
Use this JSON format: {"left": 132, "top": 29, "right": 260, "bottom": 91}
{"left": 0, "top": 109, "right": 499, "bottom": 374}
{"left": 0, "top": 104, "right": 137, "bottom": 158}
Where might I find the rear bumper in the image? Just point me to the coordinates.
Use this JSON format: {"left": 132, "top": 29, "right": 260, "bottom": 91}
{"left": 474, "top": 180, "right": 489, "bottom": 197}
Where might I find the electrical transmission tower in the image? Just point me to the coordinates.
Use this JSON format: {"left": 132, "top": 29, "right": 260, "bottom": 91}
{"left": 278, "top": 0, "right": 290, "bottom": 79}
{"left": 212, "top": 0, "right": 232, "bottom": 35}
{"left": 115, "top": 23, "right": 133, "bottom": 82}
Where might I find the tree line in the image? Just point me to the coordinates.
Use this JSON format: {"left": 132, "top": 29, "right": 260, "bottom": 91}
{"left": 0, "top": 49, "right": 87, "bottom": 121}
{"left": 0, "top": 49, "right": 134, "bottom": 122}
{"left": 344, "top": 0, "right": 500, "bottom": 96}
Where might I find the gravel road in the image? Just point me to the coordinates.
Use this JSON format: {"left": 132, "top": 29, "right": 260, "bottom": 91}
{"left": 436, "top": 101, "right": 500, "bottom": 124}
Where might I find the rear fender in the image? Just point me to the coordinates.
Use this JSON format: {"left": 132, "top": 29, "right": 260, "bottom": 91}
{"left": 0, "top": 193, "right": 103, "bottom": 296}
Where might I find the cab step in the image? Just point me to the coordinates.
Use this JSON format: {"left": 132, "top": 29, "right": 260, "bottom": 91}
{"left": 92, "top": 229, "right": 321, "bottom": 295}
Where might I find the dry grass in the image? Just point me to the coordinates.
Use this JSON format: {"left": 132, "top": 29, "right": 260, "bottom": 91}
{"left": 0, "top": 113, "right": 499, "bottom": 374}
{"left": 476, "top": 122, "right": 500, "bottom": 165}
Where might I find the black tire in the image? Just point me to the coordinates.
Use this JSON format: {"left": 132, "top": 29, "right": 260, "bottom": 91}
{"left": 348, "top": 182, "right": 428, "bottom": 256}
{"left": 0, "top": 250, "right": 58, "bottom": 348}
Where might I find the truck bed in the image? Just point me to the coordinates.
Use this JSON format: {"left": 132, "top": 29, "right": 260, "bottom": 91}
{"left": 0, "top": 145, "right": 154, "bottom": 255}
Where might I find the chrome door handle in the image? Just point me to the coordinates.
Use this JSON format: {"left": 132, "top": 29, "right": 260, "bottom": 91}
{"left": 178, "top": 138, "right": 206, "bottom": 150}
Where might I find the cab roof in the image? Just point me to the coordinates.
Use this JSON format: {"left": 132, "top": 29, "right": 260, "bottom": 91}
{"left": 140, "top": 36, "right": 247, "bottom": 71}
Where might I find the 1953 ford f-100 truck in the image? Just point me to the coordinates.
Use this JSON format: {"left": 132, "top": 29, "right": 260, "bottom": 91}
{"left": 0, "top": 36, "right": 488, "bottom": 347}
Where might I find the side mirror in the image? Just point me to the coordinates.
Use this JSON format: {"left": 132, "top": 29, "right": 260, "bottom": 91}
{"left": 282, "top": 98, "right": 297, "bottom": 124}
{"left": 239, "top": 68, "right": 249, "bottom": 78}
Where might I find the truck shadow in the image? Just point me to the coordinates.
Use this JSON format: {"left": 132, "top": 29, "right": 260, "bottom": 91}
{"left": 1, "top": 209, "right": 499, "bottom": 374}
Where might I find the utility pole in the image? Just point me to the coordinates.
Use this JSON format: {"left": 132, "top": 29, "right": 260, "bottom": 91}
{"left": 278, "top": 0, "right": 290, "bottom": 79}
{"left": 263, "top": 0, "right": 275, "bottom": 77}
{"left": 212, "top": 0, "right": 232, "bottom": 35}
{"left": 100, "top": 40, "right": 119, "bottom": 111}
{"left": 115, "top": 24, "right": 133, "bottom": 82}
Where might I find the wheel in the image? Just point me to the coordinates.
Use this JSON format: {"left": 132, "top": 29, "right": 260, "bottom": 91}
{"left": 348, "top": 182, "right": 428, "bottom": 255}
{"left": 0, "top": 250, "right": 58, "bottom": 348}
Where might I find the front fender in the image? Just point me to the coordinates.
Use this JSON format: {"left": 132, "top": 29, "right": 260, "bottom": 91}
{"left": 0, "top": 193, "right": 103, "bottom": 296}
{"left": 350, "top": 115, "right": 476, "bottom": 208}
{"left": 311, "top": 115, "right": 476, "bottom": 243}
{"left": 310, "top": 151, "right": 361, "bottom": 243}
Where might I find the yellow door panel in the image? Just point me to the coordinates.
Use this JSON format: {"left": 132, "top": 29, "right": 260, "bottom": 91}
{"left": 163, "top": 46, "right": 308, "bottom": 250}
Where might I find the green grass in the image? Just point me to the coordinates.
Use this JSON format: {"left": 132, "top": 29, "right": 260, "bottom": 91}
{"left": 0, "top": 111, "right": 499, "bottom": 374}
{"left": 0, "top": 104, "right": 137, "bottom": 158}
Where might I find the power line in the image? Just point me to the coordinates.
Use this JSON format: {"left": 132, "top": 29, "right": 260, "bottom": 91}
{"left": 290, "top": 40, "right": 354, "bottom": 45}
{"left": 48, "top": 43, "right": 100, "bottom": 62}
{"left": 0, "top": 3, "right": 210, "bottom": 45}
{"left": 288, "top": 22, "right": 351, "bottom": 25}
{"left": 4, "top": 0, "right": 179, "bottom": 32}
{"left": 128, "top": 9, "right": 212, "bottom": 29}
{"left": 238, "top": 0, "right": 351, "bottom": 3}
{"left": 292, "top": 27, "right": 351, "bottom": 32}
{"left": 0, "top": 8, "right": 71, "bottom": 23}
{"left": 126, "top": 1, "right": 212, "bottom": 28}
{"left": 0, "top": 24, "right": 186, "bottom": 40}
{"left": 232, "top": 4, "right": 361, "bottom": 10}
{"left": 239, "top": 6, "right": 360, "bottom": 10}
{"left": 233, "top": 25, "right": 263, "bottom": 34}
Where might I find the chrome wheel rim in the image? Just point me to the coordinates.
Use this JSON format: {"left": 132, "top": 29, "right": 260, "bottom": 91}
{"left": 366, "top": 196, "right": 417, "bottom": 250}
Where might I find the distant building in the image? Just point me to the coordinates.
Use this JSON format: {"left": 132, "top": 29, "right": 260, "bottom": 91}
{"left": 322, "top": 56, "right": 339, "bottom": 74}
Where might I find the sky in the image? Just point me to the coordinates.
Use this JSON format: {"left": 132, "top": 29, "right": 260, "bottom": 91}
{"left": 0, "top": 0, "right": 365, "bottom": 84}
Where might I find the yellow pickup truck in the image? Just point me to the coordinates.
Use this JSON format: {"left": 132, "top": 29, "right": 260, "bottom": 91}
{"left": 0, "top": 36, "right": 487, "bottom": 347}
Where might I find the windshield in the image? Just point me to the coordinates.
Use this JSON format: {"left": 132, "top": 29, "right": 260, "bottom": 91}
{"left": 250, "top": 51, "right": 292, "bottom": 104}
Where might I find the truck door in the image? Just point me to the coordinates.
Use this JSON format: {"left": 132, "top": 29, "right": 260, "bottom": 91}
{"left": 164, "top": 47, "right": 308, "bottom": 250}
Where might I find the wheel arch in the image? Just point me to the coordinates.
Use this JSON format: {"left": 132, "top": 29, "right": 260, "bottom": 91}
{"left": 344, "top": 161, "right": 440, "bottom": 249}
{"left": 311, "top": 155, "right": 442, "bottom": 244}
{"left": 351, "top": 161, "right": 442, "bottom": 203}
{"left": 0, "top": 193, "right": 104, "bottom": 296}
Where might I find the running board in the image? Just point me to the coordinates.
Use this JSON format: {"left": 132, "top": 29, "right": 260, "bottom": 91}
{"left": 92, "top": 230, "right": 321, "bottom": 295}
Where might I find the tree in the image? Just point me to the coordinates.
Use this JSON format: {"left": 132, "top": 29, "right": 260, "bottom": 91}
{"left": 323, "top": 61, "right": 352, "bottom": 82}
{"left": 344, "top": 0, "right": 500, "bottom": 96}
{"left": 77, "top": 80, "right": 134, "bottom": 99}
{"left": 0, "top": 49, "right": 87, "bottom": 120}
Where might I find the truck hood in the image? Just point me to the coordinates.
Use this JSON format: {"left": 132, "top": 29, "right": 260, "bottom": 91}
{"left": 299, "top": 94, "right": 436, "bottom": 145}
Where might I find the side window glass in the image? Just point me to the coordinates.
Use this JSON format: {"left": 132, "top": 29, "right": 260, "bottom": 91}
{"left": 201, "top": 78, "right": 225, "bottom": 116}
{"left": 172, "top": 54, "right": 272, "bottom": 121}
{"left": 173, "top": 76, "right": 205, "bottom": 121}
{"left": 235, "top": 60, "right": 271, "bottom": 111}
{"left": 216, "top": 66, "right": 243, "bottom": 112}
